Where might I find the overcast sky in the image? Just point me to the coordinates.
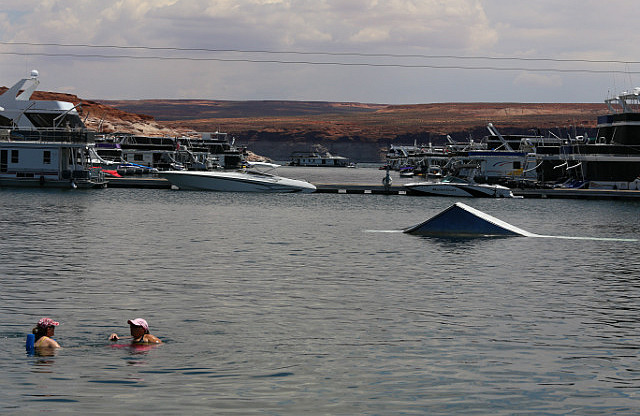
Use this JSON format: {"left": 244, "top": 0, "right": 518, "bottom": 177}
{"left": 1, "top": 0, "right": 639, "bottom": 104}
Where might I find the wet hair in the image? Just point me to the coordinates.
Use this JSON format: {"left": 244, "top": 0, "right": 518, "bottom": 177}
{"left": 32, "top": 325, "right": 51, "bottom": 341}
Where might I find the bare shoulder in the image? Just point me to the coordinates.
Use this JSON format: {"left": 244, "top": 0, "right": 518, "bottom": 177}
{"left": 35, "top": 336, "right": 61, "bottom": 349}
{"left": 144, "top": 334, "right": 162, "bottom": 344}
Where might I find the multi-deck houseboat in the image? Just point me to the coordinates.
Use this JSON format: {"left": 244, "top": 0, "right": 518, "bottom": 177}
{"left": 535, "top": 90, "right": 640, "bottom": 189}
{"left": 0, "top": 71, "right": 106, "bottom": 188}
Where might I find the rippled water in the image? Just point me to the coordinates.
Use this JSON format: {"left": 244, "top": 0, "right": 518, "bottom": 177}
{"left": 1, "top": 168, "right": 640, "bottom": 414}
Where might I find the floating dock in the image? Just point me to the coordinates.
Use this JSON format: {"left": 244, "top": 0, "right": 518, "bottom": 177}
{"left": 104, "top": 177, "right": 640, "bottom": 199}
{"left": 315, "top": 183, "right": 408, "bottom": 195}
{"left": 513, "top": 187, "right": 640, "bottom": 200}
{"left": 316, "top": 184, "right": 640, "bottom": 199}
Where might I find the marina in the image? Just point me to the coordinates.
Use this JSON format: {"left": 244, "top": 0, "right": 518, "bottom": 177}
{"left": 6, "top": 1, "right": 640, "bottom": 414}
{"left": 2, "top": 72, "right": 640, "bottom": 200}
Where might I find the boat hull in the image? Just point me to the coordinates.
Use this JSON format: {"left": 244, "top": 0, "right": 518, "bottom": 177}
{"left": 159, "top": 170, "right": 316, "bottom": 193}
{"left": 404, "top": 202, "right": 534, "bottom": 237}
{"left": 404, "top": 182, "right": 514, "bottom": 198}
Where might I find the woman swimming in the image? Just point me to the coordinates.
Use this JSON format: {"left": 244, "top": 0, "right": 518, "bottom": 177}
{"left": 32, "top": 317, "right": 61, "bottom": 349}
{"left": 109, "top": 318, "right": 162, "bottom": 344}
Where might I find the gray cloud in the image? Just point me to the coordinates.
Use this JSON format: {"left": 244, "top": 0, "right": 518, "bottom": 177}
{"left": 0, "top": 0, "right": 638, "bottom": 103}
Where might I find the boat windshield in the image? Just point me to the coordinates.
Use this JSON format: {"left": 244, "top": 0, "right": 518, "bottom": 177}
{"left": 440, "top": 176, "right": 469, "bottom": 184}
{"left": 245, "top": 161, "right": 279, "bottom": 176}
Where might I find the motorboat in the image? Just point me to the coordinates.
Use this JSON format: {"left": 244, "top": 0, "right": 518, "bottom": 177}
{"left": 398, "top": 166, "right": 415, "bottom": 178}
{"left": 404, "top": 175, "right": 515, "bottom": 198}
{"left": 159, "top": 162, "right": 316, "bottom": 193}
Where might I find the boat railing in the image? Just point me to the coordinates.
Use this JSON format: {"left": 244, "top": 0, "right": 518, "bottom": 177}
{"left": 6, "top": 127, "right": 96, "bottom": 144}
{"left": 60, "top": 167, "right": 105, "bottom": 182}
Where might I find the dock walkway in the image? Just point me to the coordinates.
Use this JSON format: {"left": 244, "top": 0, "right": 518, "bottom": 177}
{"left": 317, "top": 184, "right": 640, "bottom": 199}
{"left": 106, "top": 177, "right": 640, "bottom": 199}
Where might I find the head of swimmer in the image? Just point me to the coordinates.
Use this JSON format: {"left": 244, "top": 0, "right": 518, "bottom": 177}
{"left": 129, "top": 323, "right": 149, "bottom": 339}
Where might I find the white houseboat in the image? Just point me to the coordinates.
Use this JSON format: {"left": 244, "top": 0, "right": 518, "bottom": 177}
{"left": 290, "top": 151, "right": 349, "bottom": 167}
{"left": 0, "top": 71, "right": 106, "bottom": 188}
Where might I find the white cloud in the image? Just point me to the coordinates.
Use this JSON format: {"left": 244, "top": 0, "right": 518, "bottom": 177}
{"left": 513, "top": 72, "right": 562, "bottom": 89}
{"left": 350, "top": 27, "right": 390, "bottom": 43}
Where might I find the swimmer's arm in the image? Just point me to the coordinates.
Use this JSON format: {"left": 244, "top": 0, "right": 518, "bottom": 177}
{"left": 144, "top": 334, "right": 162, "bottom": 344}
{"left": 109, "top": 333, "right": 162, "bottom": 343}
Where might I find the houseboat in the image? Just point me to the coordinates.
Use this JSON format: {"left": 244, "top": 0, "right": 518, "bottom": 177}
{"left": 0, "top": 71, "right": 106, "bottom": 188}
{"left": 535, "top": 90, "right": 640, "bottom": 189}
{"left": 96, "top": 130, "right": 245, "bottom": 173}
{"left": 290, "top": 151, "right": 349, "bottom": 167}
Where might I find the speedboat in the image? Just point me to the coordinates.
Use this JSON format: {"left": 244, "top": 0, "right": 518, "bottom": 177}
{"left": 399, "top": 166, "right": 415, "bottom": 177}
{"left": 159, "top": 162, "right": 316, "bottom": 193}
{"left": 404, "top": 176, "right": 515, "bottom": 198}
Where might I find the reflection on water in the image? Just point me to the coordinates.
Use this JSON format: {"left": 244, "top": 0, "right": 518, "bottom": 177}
{"left": 31, "top": 358, "right": 56, "bottom": 372}
{"left": 1, "top": 183, "right": 640, "bottom": 414}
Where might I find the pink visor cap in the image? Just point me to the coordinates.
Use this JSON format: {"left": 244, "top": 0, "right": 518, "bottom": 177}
{"left": 37, "top": 317, "right": 60, "bottom": 328}
{"left": 127, "top": 318, "right": 149, "bottom": 331}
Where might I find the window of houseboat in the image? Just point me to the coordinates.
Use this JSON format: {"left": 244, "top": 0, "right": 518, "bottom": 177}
{"left": 43, "top": 151, "right": 51, "bottom": 164}
{"left": 0, "top": 115, "right": 11, "bottom": 127}
{"left": 513, "top": 161, "right": 521, "bottom": 169}
{"left": 26, "top": 112, "right": 84, "bottom": 129}
{"left": 1, "top": 150, "right": 7, "bottom": 172}
{"left": 11, "top": 150, "right": 18, "bottom": 164}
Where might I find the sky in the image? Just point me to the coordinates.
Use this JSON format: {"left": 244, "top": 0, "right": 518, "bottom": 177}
{"left": 0, "top": 0, "right": 639, "bottom": 104}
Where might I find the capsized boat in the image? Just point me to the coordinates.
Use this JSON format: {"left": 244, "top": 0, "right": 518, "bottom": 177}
{"left": 404, "top": 175, "right": 515, "bottom": 198}
{"left": 159, "top": 162, "right": 316, "bottom": 193}
{"left": 403, "top": 202, "right": 535, "bottom": 237}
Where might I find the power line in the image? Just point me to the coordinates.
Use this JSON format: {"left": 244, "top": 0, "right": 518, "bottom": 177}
{"left": 1, "top": 42, "right": 638, "bottom": 74}
{"left": 1, "top": 40, "right": 639, "bottom": 65}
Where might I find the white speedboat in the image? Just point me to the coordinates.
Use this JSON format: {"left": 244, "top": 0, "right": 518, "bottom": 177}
{"left": 404, "top": 176, "right": 515, "bottom": 198}
{"left": 159, "top": 162, "right": 316, "bottom": 193}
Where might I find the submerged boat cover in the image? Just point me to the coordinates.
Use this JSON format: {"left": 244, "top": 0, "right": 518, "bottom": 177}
{"left": 403, "top": 202, "right": 535, "bottom": 237}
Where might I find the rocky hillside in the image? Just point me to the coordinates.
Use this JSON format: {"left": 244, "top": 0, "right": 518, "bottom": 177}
{"left": 8, "top": 90, "right": 188, "bottom": 137}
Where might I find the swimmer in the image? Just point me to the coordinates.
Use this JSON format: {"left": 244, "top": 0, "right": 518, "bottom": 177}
{"left": 32, "top": 317, "right": 61, "bottom": 349}
{"left": 109, "top": 318, "right": 162, "bottom": 344}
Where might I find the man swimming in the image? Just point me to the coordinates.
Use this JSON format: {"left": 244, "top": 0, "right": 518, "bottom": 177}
{"left": 109, "top": 318, "right": 162, "bottom": 344}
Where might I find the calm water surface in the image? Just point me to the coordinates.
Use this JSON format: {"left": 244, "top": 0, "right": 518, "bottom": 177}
{"left": 1, "top": 168, "right": 640, "bottom": 414}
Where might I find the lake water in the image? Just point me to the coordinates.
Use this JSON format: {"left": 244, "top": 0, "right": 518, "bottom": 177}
{"left": 1, "top": 167, "right": 640, "bottom": 415}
